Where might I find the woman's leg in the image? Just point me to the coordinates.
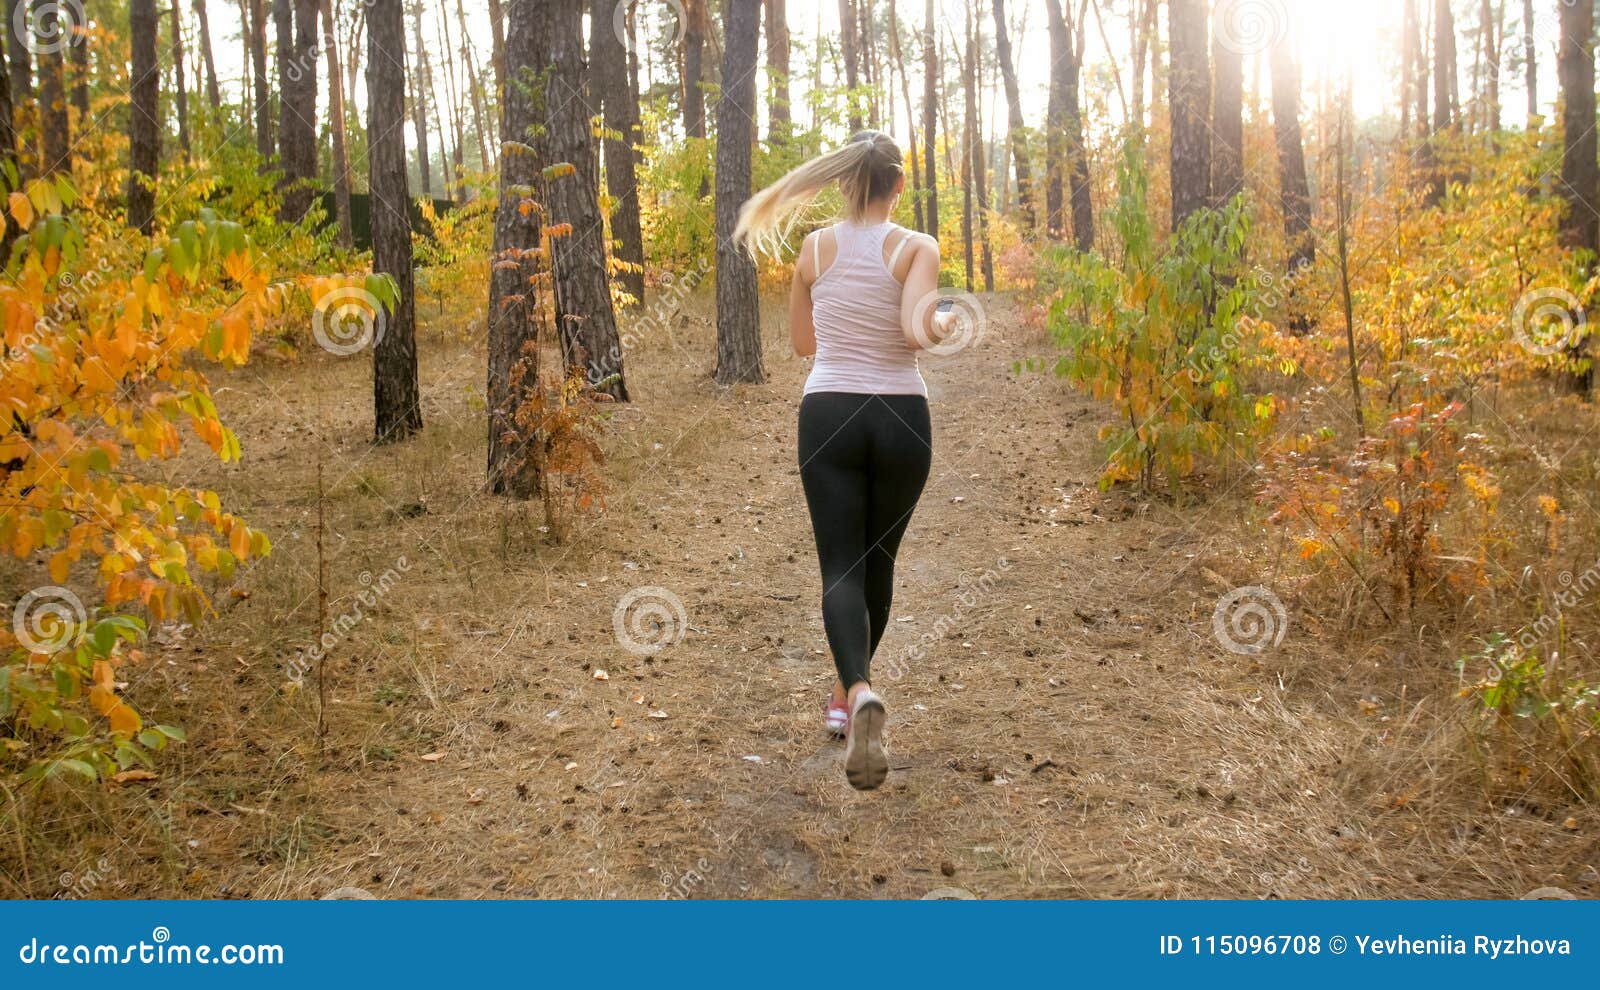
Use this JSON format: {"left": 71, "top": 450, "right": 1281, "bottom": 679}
{"left": 798, "top": 393, "right": 874, "bottom": 690}
{"left": 863, "top": 395, "right": 933, "bottom": 662}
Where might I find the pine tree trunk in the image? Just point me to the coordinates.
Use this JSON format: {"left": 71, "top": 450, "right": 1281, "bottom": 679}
{"left": 170, "top": 1, "right": 191, "bottom": 155}
{"left": 321, "top": 0, "right": 354, "bottom": 247}
{"left": 487, "top": 0, "right": 544, "bottom": 498}
{"left": 409, "top": 4, "right": 434, "bottom": 197}
{"left": 435, "top": 0, "right": 466, "bottom": 181}
{"left": 1269, "top": 29, "right": 1312, "bottom": 274}
{"left": 536, "top": 0, "right": 629, "bottom": 399}
{"left": 367, "top": 0, "right": 422, "bottom": 442}
{"left": 888, "top": 0, "right": 922, "bottom": 231}
{"left": 128, "top": 0, "right": 160, "bottom": 236}
{"left": 838, "top": 0, "right": 862, "bottom": 133}
{"left": 249, "top": 0, "right": 274, "bottom": 160}
{"left": 1482, "top": 0, "right": 1501, "bottom": 133}
{"left": 38, "top": 6, "right": 68, "bottom": 175}
{"left": 992, "top": 0, "right": 1033, "bottom": 230}
{"left": 7, "top": 0, "right": 32, "bottom": 177}
{"left": 764, "top": 0, "right": 790, "bottom": 141}
{"left": 1434, "top": 0, "right": 1458, "bottom": 132}
{"left": 1402, "top": 0, "right": 1417, "bottom": 139}
{"left": 590, "top": 0, "right": 646, "bottom": 304}
{"left": 486, "top": 0, "right": 506, "bottom": 94}
{"left": 961, "top": 4, "right": 976, "bottom": 292}
{"left": 277, "top": 0, "right": 321, "bottom": 221}
{"left": 1167, "top": 0, "right": 1210, "bottom": 231}
{"left": 682, "top": 0, "right": 708, "bottom": 138}
{"left": 1523, "top": 0, "right": 1536, "bottom": 126}
{"left": 68, "top": 18, "right": 87, "bottom": 120}
{"left": 0, "top": 25, "right": 16, "bottom": 200}
{"left": 714, "top": 0, "right": 764, "bottom": 386}
{"left": 194, "top": 0, "right": 222, "bottom": 108}
{"left": 1211, "top": 2, "right": 1243, "bottom": 207}
{"left": 1045, "top": 0, "right": 1091, "bottom": 248}
{"left": 1558, "top": 0, "right": 1596, "bottom": 392}
{"left": 969, "top": 3, "right": 992, "bottom": 292}
{"left": 922, "top": 0, "right": 938, "bottom": 242}
{"left": 455, "top": 0, "right": 491, "bottom": 168}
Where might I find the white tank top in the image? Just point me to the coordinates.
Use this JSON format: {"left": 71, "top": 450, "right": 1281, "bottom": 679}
{"left": 805, "top": 221, "right": 927, "bottom": 397}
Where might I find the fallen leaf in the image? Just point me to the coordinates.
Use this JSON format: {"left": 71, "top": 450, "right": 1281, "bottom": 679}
{"left": 112, "top": 769, "right": 158, "bottom": 784}
{"left": 593, "top": 669, "right": 610, "bottom": 681}
{"left": 418, "top": 752, "right": 444, "bottom": 762}
{"left": 1564, "top": 817, "right": 1580, "bottom": 831}
{"left": 648, "top": 710, "right": 669, "bottom": 719}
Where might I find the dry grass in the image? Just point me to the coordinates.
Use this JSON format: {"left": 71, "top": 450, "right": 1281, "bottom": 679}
{"left": 3, "top": 289, "right": 1597, "bottom": 900}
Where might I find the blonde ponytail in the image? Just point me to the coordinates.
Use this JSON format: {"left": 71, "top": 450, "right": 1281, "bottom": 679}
{"left": 734, "top": 131, "right": 905, "bottom": 258}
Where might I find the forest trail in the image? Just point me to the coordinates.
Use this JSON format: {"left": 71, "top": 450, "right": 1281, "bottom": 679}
{"left": 107, "top": 294, "right": 1595, "bottom": 900}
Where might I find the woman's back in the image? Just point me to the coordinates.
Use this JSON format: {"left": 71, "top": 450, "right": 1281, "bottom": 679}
{"left": 806, "top": 221, "right": 926, "bottom": 397}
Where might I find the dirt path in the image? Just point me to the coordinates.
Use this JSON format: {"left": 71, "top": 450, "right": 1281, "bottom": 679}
{"left": 58, "top": 292, "right": 1596, "bottom": 900}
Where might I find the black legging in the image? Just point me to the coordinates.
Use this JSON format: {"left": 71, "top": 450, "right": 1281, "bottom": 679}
{"left": 798, "top": 392, "right": 933, "bottom": 689}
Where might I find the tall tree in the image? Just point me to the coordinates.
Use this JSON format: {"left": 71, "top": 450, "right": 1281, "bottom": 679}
{"left": 838, "top": 0, "right": 862, "bottom": 132}
{"left": 486, "top": 0, "right": 505, "bottom": 94}
{"left": 1044, "top": 0, "right": 1091, "bottom": 248}
{"left": 1211, "top": 1, "right": 1243, "bottom": 207}
{"left": 591, "top": 0, "right": 646, "bottom": 304}
{"left": 992, "top": 0, "right": 1033, "bottom": 229}
{"left": 367, "top": 0, "right": 422, "bottom": 441}
{"left": 714, "top": 0, "right": 764, "bottom": 385}
{"left": 1434, "top": 0, "right": 1459, "bottom": 132}
{"left": 1523, "top": 0, "right": 1536, "bottom": 127}
{"left": 434, "top": 0, "right": 466, "bottom": 179}
{"left": 128, "top": 0, "right": 160, "bottom": 235}
{"left": 454, "top": 0, "right": 491, "bottom": 168}
{"left": 1558, "top": 0, "right": 1596, "bottom": 391}
{"left": 536, "top": 0, "right": 629, "bottom": 398}
{"left": 169, "top": 0, "right": 191, "bottom": 155}
{"left": 1167, "top": 0, "right": 1210, "bottom": 230}
{"left": 408, "top": 2, "right": 434, "bottom": 196}
{"left": 7, "top": 0, "right": 31, "bottom": 175}
{"left": 194, "top": 0, "right": 222, "bottom": 109}
{"left": 764, "top": 0, "right": 790, "bottom": 141}
{"left": 922, "top": 0, "right": 938, "bottom": 242}
{"left": 68, "top": 15, "right": 87, "bottom": 121}
{"left": 38, "top": 5, "right": 69, "bottom": 174}
{"left": 0, "top": 23, "right": 15, "bottom": 193}
{"left": 887, "top": 0, "right": 922, "bottom": 230}
{"left": 278, "top": 0, "right": 320, "bottom": 221}
{"left": 682, "top": 0, "right": 708, "bottom": 138}
{"left": 1269, "top": 21, "right": 1312, "bottom": 274}
{"left": 1480, "top": 0, "right": 1502, "bottom": 132}
{"left": 1402, "top": 0, "right": 1419, "bottom": 139}
{"left": 321, "top": 0, "right": 354, "bottom": 246}
{"left": 487, "top": 0, "right": 543, "bottom": 496}
{"left": 248, "top": 0, "right": 273, "bottom": 160}
{"left": 968, "top": 1, "right": 991, "bottom": 291}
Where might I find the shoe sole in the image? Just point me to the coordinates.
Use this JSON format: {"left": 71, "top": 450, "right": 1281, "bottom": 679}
{"left": 844, "top": 697, "right": 888, "bottom": 790}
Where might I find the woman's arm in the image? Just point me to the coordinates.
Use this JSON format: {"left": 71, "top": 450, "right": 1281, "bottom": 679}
{"left": 789, "top": 231, "right": 818, "bottom": 357}
{"left": 898, "top": 234, "right": 952, "bottom": 351}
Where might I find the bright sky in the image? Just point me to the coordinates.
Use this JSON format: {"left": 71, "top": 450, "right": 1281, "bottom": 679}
{"left": 189, "top": 0, "right": 1561, "bottom": 152}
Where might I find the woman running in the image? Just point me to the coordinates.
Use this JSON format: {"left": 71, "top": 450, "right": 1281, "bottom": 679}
{"left": 735, "top": 131, "right": 951, "bottom": 791}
